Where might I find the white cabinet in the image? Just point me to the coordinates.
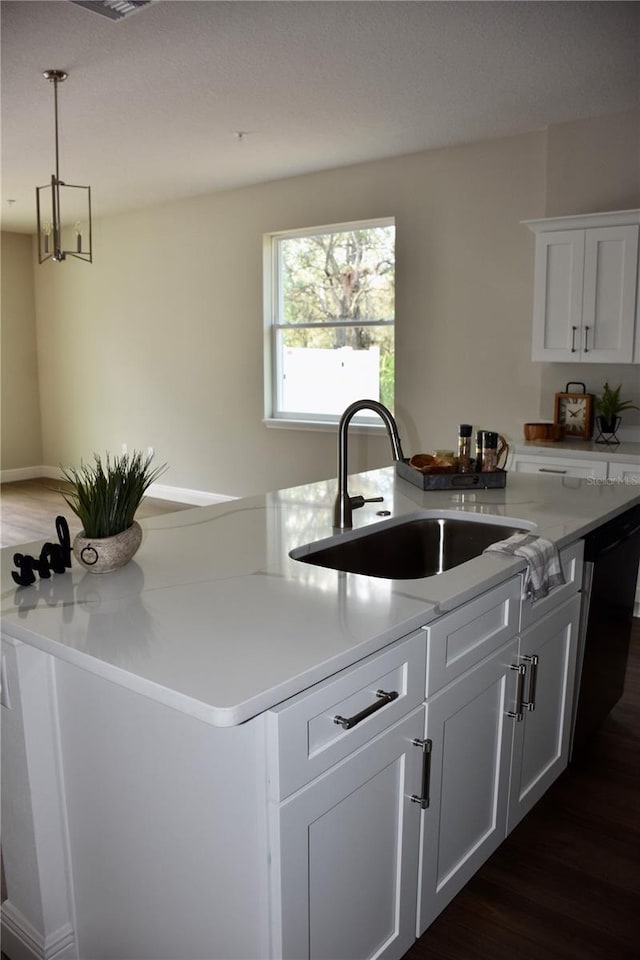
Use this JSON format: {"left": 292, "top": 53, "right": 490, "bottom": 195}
{"left": 418, "top": 554, "right": 582, "bottom": 936}
{"left": 272, "top": 709, "right": 424, "bottom": 960}
{"left": 267, "top": 631, "right": 427, "bottom": 960}
{"left": 525, "top": 210, "right": 640, "bottom": 363}
{"left": 507, "top": 594, "right": 581, "bottom": 832}
{"left": 417, "top": 637, "right": 520, "bottom": 935}
{"left": 417, "top": 578, "right": 522, "bottom": 935}
{"left": 269, "top": 565, "right": 584, "bottom": 958}
{"left": 510, "top": 452, "right": 606, "bottom": 479}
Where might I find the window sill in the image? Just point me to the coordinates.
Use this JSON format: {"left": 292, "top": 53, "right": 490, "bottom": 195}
{"left": 263, "top": 418, "right": 386, "bottom": 434}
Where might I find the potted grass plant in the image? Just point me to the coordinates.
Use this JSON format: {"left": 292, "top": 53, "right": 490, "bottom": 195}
{"left": 61, "top": 450, "right": 166, "bottom": 573}
{"left": 595, "top": 382, "right": 638, "bottom": 443}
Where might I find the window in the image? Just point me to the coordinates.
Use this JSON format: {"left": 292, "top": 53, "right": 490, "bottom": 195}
{"left": 265, "top": 218, "right": 395, "bottom": 425}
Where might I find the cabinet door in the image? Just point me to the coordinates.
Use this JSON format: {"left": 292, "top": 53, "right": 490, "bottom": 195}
{"left": 531, "top": 230, "right": 585, "bottom": 361}
{"left": 507, "top": 594, "right": 580, "bottom": 834}
{"left": 272, "top": 708, "right": 424, "bottom": 960}
{"left": 582, "top": 225, "right": 638, "bottom": 363}
{"left": 417, "top": 638, "right": 519, "bottom": 935}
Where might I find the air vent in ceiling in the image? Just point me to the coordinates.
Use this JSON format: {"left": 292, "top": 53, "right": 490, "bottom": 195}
{"left": 71, "top": 1, "right": 153, "bottom": 21}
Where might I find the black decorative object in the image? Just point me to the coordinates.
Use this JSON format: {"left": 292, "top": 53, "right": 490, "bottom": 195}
{"left": 594, "top": 383, "right": 638, "bottom": 443}
{"left": 595, "top": 415, "right": 622, "bottom": 445}
{"left": 12, "top": 516, "right": 72, "bottom": 586}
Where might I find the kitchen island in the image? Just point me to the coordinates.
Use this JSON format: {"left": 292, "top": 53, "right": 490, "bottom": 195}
{"left": 2, "top": 467, "right": 639, "bottom": 960}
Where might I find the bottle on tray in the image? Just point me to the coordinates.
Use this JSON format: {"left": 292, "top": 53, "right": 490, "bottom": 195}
{"left": 457, "top": 424, "right": 473, "bottom": 473}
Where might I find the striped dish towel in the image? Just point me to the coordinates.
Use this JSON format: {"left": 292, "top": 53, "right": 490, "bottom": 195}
{"left": 484, "top": 533, "right": 565, "bottom": 602}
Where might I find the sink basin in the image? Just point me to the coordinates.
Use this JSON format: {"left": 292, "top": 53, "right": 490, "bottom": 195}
{"left": 290, "top": 512, "right": 531, "bottom": 580}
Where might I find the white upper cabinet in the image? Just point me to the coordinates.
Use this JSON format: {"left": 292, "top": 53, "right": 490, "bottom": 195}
{"left": 524, "top": 210, "right": 640, "bottom": 363}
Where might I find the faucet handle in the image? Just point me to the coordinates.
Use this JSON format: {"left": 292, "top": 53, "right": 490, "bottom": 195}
{"left": 349, "top": 495, "right": 384, "bottom": 510}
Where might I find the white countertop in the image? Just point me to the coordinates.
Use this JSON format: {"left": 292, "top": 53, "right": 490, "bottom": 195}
{"left": 2, "top": 468, "right": 639, "bottom": 727}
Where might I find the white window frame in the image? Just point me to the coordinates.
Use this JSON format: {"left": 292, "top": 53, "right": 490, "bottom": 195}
{"left": 263, "top": 217, "right": 395, "bottom": 429}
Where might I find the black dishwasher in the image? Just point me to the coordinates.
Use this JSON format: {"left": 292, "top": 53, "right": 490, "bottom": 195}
{"left": 571, "top": 504, "right": 640, "bottom": 758}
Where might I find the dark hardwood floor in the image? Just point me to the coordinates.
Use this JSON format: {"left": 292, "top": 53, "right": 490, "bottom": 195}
{"left": 1, "top": 480, "right": 638, "bottom": 959}
{"left": 404, "top": 620, "right": 640, "bottom": 960}
{"left": 0, "top": 477, "right": 193, "bottom": 548}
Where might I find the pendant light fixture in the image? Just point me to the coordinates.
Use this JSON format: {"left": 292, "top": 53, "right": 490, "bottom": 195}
{"left": 36, "top": 70, "right": 92, "bottom": 264}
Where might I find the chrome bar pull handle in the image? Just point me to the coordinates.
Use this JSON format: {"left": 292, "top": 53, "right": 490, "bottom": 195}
{"left": 571, "top": 325, "right": 578, "bottom": 353}
{"left": 584, "top": 325, "right": 590, "bottom": 353}
{"left": 410, "top": 738, "right": 433, "bottom": 809}
{"left": 521, "top": 654, "right": 539, "bottom": 711}
{"left": 507, "top": 664, "right": 526, "bottom": 721}
{"left": 333, "top": 689, "right": 399, "bottom": 730}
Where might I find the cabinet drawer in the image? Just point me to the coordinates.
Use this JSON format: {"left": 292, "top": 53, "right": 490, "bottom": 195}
{"left": 511, "top": 455, "right": 607, "bottom": 480}
{"left": 266, "top": 631, "right": 426, "bottom": 800}
{"left": 519, "top": 540, "right": 584, "bottom": 630}
{"left": 423, "top": 577, "right": 520, "bottom": 698}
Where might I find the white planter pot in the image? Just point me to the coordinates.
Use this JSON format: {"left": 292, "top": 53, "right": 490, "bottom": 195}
{"left": 73, "top": 521, "right": 143, "bottom": 574}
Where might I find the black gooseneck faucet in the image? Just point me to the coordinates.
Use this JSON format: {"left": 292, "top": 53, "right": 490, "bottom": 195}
{"left": 334, "top": 399, "right": 405, "bottom": 530}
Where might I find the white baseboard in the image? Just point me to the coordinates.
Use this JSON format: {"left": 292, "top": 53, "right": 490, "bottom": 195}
{"left": 1, "top": 900, "right": 76, "bottom": 960}
{"left": 0, "top": 465, "right": 64, "bottom": 484}
{"left": 0, "top": 466, "right": 47, "bottom": 483}
{"left": 0, "top": 467, "right": 235, "bottom": 506}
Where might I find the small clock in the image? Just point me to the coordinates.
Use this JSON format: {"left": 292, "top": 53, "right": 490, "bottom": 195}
{"left": 554, "top": 382, "right": 594, "bottom": 440}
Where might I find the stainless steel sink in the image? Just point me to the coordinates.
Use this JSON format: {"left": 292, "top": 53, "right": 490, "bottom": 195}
{"left": 290, "top": 512, "right": 531, "bottom": 579}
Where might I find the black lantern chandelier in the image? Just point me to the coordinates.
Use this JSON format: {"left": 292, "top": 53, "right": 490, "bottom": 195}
{"left": 36, "top": 70, "right": 92, "bottom": 264}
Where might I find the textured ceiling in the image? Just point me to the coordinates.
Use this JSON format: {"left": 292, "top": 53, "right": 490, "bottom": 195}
{"left": 1, "top": 0, "right": 639, "bottom": 232}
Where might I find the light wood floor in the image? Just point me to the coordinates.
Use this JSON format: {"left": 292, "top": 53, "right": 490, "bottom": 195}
{"left": 0, "top": 477, "right": 194, "bottom": 548}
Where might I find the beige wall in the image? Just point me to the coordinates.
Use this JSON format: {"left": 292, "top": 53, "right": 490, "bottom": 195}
{"left": 1, "top": 233, "right": 42, "bottom": 471}
{"left": 6, "top": 108, "right": 640, "bottom": 496}
{"left": 545, "top": 108, "right": 640, "bottom": 218}
{"left": 31, "top": 128, "right": 546, "bottom": 496}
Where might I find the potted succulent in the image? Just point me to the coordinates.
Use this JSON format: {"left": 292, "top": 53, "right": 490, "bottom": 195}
{"left": 595, "top": 382, "right": 638, "bottom": 442}
{"left": 61, "top": 450, "right": 166, "bottom": 573}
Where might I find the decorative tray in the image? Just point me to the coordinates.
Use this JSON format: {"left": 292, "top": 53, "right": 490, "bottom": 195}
{"left": 396, "top": 459, "right": 507, "bottom": 491}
